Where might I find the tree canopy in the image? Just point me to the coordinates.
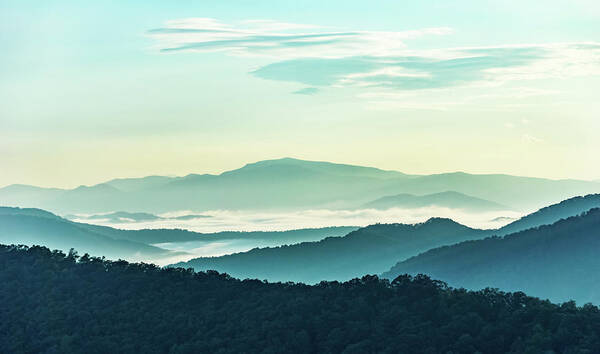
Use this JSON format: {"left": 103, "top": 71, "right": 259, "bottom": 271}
{"left": 1, "top": 244, "right": 599, "bottom": 353}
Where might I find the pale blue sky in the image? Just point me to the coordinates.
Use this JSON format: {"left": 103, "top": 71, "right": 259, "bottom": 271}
{"left": 1, "top": 0, "right": 600, "bottom": 187}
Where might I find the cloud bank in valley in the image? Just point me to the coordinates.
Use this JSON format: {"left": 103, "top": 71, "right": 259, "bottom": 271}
{"left": 69, "top": 207, "right": 523, "bottom": 233}
{"left": 70, "top": 207, "right": 523, "bottom": 264}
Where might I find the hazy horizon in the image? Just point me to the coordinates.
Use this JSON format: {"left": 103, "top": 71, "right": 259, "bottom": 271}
{"left": 2, "top": 156, "right": 599, "bottom": 190}
{"left": 3, "top": 1, "right": 600, "bottom": 188}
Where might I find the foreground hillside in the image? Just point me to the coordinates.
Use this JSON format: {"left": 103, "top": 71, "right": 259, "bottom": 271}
{"left": 2, "top": 244, "right": 600, "bottom": 354}
{"left": 383, "top": 208, "right": 600, "bottom": 304}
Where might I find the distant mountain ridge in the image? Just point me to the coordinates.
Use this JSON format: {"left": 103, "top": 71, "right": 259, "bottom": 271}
{"left": 382, "top": 208, "right": 600, "bottom": 304}
{"left": 362, "top": 191, "right": 509, "bottom": 211}
{"left": 1, "top": 158, "right": 598, "bottom": 213}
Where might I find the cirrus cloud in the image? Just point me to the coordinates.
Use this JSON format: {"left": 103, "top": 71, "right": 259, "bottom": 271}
{"left": 148, "top": 18, "right": 600, "bottom": 94}
{"left": 149, "top": 17, "right": 453, "bottom": 59}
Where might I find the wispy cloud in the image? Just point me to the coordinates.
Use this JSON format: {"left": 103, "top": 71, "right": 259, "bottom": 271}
{"left": 357, "top": 86, "right": 563, "bottom": 111}
{"left": 149, "top": 18, "right": 600, "bottom": 94}
{"left": 292, "top": 87, "right": 319, "bottom": 95}
{"left": 252, "top": 45, "right": 600, "bottom": 91}
{"left": 149, "top": 18, "right": 452, "bottom": 59}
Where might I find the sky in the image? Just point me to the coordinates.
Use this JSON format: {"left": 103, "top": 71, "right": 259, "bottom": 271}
{"left": 1, "top": 0, "right": 600, "bottom": 188}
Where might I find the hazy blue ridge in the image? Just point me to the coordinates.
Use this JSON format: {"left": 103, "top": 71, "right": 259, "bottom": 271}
{"left": 172, "top": 194, "right": 600, "bottom": 284}
{"left": 1, "top": 158, "right": 599, "bottom": 213}
{"left": 0, "top": 206, "right": 357, "bottom": 261}
{"left": 496, "top": 194, "right": 600, "bottom": 235}
{"left": 172, "top": 218, "right": 489, "bottom": 283}
{"left": 382, "top": 208, "right": 600, "bottom": 304}
{"left": 361, "top": 191, "right": 510, "bottom": 211}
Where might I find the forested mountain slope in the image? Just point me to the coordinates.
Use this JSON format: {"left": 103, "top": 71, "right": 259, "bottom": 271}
{"left": 496, "top": 193, "right": 600, "bottom": 236}
{"left": 175, "top": 195, "right": 600, "bottom": 284}
{"left": 383, "top": 208, "right": 600, "bottom": 304}
{"left": 174, "top": 218, "right": 488, "bottom": 283}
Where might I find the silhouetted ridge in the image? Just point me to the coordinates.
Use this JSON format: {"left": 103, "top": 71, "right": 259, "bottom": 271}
{"left": 174, "top": 218, "right": 488, "bottom": 283}
{"left": 419, "top": 217, "right": 466, "bottom": 228}
{"left": 498, "top": 193, "right": 600, "bottom": 235}
{"left": 362, "top": 191, "right": 509, "bottom": 211}
{"left": 0, "top": 206, "right": 61, "bottom": 220}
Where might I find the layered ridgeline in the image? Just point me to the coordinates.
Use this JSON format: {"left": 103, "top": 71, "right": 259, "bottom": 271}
{"left": 173, "top": 219, "right": 487, "bottom": 283}
{"left": 0, "top": 207, "right": 178, "bottom": 262}
{"left": 0, "top": 207, "right": 356, "bottom": 263}
{"left": 2, "top": 245, "right": 600, "bottom": 354}
{"left": 495, "top": 194, "right": 600, "bottom": 236}
{"left": 1, "top": 158, "right": 599, "bottom": 213}
{"left": 361, "top": 191, "right": 509, "bottom": 211}
{"left": 174, "top": 194, "right": 600, "bottom": 284}
{"left": 382, "top": 208, "right": 600, "bottom": 304}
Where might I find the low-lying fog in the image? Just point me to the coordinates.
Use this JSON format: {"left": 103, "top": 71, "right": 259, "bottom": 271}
{"left": 69, "top": 207, "right": 523, "bottom": 265}
{"left": 69, "top": 207, "right": 523, "bottom": 233}
{"left": 68, "top": 207, "right": 524, "bottom": 265}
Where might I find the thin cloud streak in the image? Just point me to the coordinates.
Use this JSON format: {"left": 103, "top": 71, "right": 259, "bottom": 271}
{"left": 149, "top": 17, "right": 452, "bottom": 59}
{"left": 149, "top": 19, "right": 600, "bottom": 95}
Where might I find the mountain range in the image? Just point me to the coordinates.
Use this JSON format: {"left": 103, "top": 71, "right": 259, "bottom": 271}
{"left": 0, "top": 207, "right": 356, "bottom": 263}
{"left": 361, "top": 191, "right": 509, "bottom": 211}
{"left": 1, "top": 158, "right": 598, "bottom": 214}
{"left": 3, "top": 192, "right": 600, "bottom": 304}
{"left": 174, "top": 194, "right": 600, "bottom": 285}
{"left": 493, "top": 194, "right": 600, "bottom": 236}
{"left": 173, "top": 218, "right": 488, "bottom": 283}
{"left": 0, "top": 207, "right": 176, "bottom": 262}
{"left": 382, "top": 208, "right": 600, "bottom": 304}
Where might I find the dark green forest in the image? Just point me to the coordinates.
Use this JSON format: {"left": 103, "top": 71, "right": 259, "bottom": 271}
{"left": 2, "top": 244, "right": 600, "bottom": 354}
